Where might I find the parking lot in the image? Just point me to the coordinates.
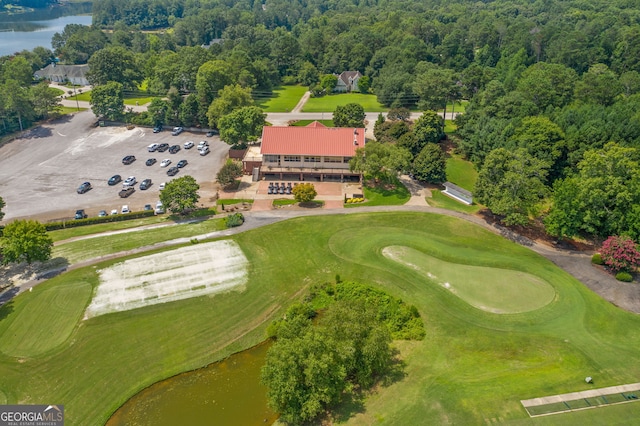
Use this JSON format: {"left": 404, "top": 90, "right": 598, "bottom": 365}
{"left": 0, "top": 112, "right": 229, "bottom": 223}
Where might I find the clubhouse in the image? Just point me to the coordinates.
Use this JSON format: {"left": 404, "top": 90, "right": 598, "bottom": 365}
{"left": 242, "top": 121, "right": 365, "bottom": 182}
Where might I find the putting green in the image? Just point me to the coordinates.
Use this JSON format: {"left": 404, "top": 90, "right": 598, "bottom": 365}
{"left": 0, "top": 282, "right": 92, "bottom": 357}
{"left": 382, "top": 245, "right": 556, "bottom": 313}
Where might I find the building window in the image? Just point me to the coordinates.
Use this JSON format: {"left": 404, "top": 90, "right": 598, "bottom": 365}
{"left": 304, "top": 156, "right": 321, "bottom": 163}
{"left": 343, "top": 157, "right": 352, "bottom": 163}
{"left": 264, "top": 155, "right": 279, "bottom": 163}
{"left": 324, "top": 156, "right": 342, "bottom": 163}
{"left": 284, "top": 155, "right": 301, "bottom": 162}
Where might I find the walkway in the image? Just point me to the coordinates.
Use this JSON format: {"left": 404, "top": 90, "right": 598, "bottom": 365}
{"left": 521, "top": 382, "right": 640, "bottom": 408}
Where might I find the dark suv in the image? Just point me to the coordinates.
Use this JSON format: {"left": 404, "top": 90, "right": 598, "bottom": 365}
{"left": 74, "top": 209, "right": 88, "bottom": 219}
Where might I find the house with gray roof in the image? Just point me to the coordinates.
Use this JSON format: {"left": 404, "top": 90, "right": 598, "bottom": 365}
{"left": 34, "top": 63, "right": 90, "bottom": 86}
{"left": 335, "top": 71, "right": 363, "bottom": 93}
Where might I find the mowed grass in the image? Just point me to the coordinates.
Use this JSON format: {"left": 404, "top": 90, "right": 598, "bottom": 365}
{"left": 52, "top": 218, "right": 227, "bottom": 263}
{"left": 290, "top": 119, "right": 334, "bottom": 127}
{"left": 446, "top": 153, "right": 478, "bottom": 191}
{"left": 254, "top": 85, "right": 307, "bottom": 112}
{"left": 346, "top": 180, "right": 410, "bottom": 207}
{"left": 428, "top": 189, "right": 481, "bottom": 214}
{"left": 303, "top": 93, "right": 386, "bottom": 112}
{"left": 49, "top": 216, "right": 169, "bottom": 242}
{"left": 1, "top": 213, "right": 640, "bottom": 424}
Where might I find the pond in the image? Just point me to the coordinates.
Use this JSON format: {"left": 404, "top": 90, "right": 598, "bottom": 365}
{"left": 106, "top": 341, "right": 278, "bottom": 426}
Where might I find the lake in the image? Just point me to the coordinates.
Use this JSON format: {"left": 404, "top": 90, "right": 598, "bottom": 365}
{"left": 0, "top": 4, "right": 93, "bottom": 57}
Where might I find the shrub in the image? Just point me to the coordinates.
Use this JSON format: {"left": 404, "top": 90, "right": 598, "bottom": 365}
{"left": 615, "top": 271, "right": 633, "bottom": 282}
{"left": 591, "top": 253, "right": 604, "bottom": 265}
{"left": 45, "top": 210, "right": 155, "bottom": 231}
{"left": 600, "top": 235, "right": 640, "bottom": 273}
{"left": 225, "top": 212, "right": 245, "bottom": 228}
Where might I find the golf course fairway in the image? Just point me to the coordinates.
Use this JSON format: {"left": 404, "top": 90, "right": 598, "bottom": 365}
{"left": 0, "top": 212, "right": 639, "bottom": 425}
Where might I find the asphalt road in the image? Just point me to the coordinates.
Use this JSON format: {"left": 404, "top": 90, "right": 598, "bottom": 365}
{"left": 0, "top": 111, "right": 228, "bottom": 223}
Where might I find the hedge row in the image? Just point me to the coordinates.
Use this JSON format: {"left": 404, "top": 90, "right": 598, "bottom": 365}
{"left": 45, "top": 210, "right": 156, "bottom": 231}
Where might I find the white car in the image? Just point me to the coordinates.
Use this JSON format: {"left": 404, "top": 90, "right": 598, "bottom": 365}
{"left": 197, "top": 141, "right": 208, "bottom": 150}
{"left": 110, "top": 209, "right": 118, "bottom": 215}
{"left": 147, "top": 143, "right": 159, "bottom": 152}
{"left": 121, "top": 205, "right": 130, "bottom": 213}
{"left": 123, "top": 176, "right": 137, "bottom": 186}
{"left": 155, "top": 201, "right": 165, "bottom": 214}
{"left": 184, "top": 141, "right": 194, "bottom": 149}
{"left": 160, "top": 159, "right": 171, "bottom": 168}
{"left": 159, "top": 182, "right": 166, "bottom": 190}
{"left": 199, "top": 146, "right": 210, "bottom": 156}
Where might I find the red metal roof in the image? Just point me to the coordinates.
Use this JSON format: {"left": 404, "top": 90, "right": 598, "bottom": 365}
{"left": 260, "top": 125, "right": 365, "bottom": 157}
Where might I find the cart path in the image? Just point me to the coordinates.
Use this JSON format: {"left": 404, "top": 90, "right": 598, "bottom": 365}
{"left": 2, "top": 206, "right": 638, "bottom": 313}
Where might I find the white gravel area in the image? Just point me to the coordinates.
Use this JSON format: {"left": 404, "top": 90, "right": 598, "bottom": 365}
{"left": 85, "top": 240, "right": 248, "bottom": 318}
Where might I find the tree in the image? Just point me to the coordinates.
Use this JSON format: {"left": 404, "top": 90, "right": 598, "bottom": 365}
{"left": 206, "top": 84, "right": 254, "bottom": 128}
{"left": 412, "top": 143, "right": 447, "bottom": 183}
{"left": 90, "top": 81, "right": 125, "bottom": 121}
{"left": 545, "top": 143, "right": 640, "bottom": 239}
{"left": 320, "top": 74, "right": 338, "bottom": 93}
{"left": 292, "top": 183, "right": 317, "bottom": 204}
{"left": 3, "top": 56, "right": 33, "bottom": 87}
{"left": 147, "top": 98, "right": 169, "bottom": 126}
{"left": 87, "top": 46, "right": 143, "bottom": 91}
{"left": 413, "top": 110, "right": 444, "bottom": 151}
{"left": 413, "top": 64, "right": 457, "bottom": 119}
{"left": 387, "top": 107, "right": 410, "bottom": 122}
{"left": 297, "top": 61, "right": 320, "bottom": 86}
{"left": 333, "top": 103, "right": 365, "bottom": 128}
{"left": 0, "top": 196, "right": 5, "bottom": 221}
{"left": 216, "top": 160, "right": 243, "bottom": 188}
{"left": 357, "top": 75, "right": 371, "bottom": 93}
{"left": 350, "top": 141, "right": 412, "bottom": 183}
{"left": 510, "top": 116, "right": 566, "bottom": 183}
{"left": 515, "top": 62, "right": 578, "bottom": 111}
{"left": 1, "top": 220, "right": 53, "bottom": 264}
{"left": 196, "top": 59, "right": 234, "bottom": 108}
{"left": 574, "top": 63, "right": 623, "bottom": 106}
{"left": 218, "top": 106, "right": 266, "bottom": 149}
{"left": 31, "top": 81, "right": 62, "bottom": 119}
{"left": 599, "top": 236, "right": 640, "bottom": 274}
{"left": 159, "top": 175, "right": 200, "bottom": 214}
{"left": 474, "top": 148, "right": 549, "bottom": 226}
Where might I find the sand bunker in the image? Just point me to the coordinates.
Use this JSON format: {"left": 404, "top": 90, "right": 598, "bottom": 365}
{"left": 85, "top": 240, "right": 249, "bottom": 319}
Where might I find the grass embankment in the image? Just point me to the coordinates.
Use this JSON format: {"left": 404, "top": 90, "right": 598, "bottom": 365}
{"left": 254, "top": 85, "right": 307, "bottom": 112}
{"left": 52, "top": 217, "right": 227, "bottom": 263}
{"left": 445, "top": 154, "right": 477, "bottom": 191}
{"left": 303, "top": 93, "right": 386, "bottom": 112}
{"left": 1, "top": 213, "right": 640, "bottom": 424}
{"left": 428, "top": 190, "right": 481, "bottom": 214}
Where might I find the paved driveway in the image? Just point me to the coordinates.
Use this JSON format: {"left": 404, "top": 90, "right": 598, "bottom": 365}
{"left": 0, "top": 112, "right": 227, "bottom": 222}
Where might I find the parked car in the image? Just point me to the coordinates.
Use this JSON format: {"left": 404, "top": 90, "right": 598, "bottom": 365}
{"left": 177, "top": 159, "right": 188, "bottom": 168}
{"left": 123, "top": 176, "right": 137, "bottom": 187}
{"left": 197, "top": 141, "right": 208, "bottom": 150}
{"left": 206, "top": 130, "right": 219, "bottom": 137}
{"left": 168, "top": 145, "right": 181, "bottom": 154}
{"left": 98, "top": 210, "right": 108, "bottom": 217}
{"left": 167, "top": 166, "right": 179, "bottom": 176}
{"left": 157, "top": 143, "right": 170, "bottom": 152}
{"left": 74, "top": 209, "right": 87, "bottom": 219}
{"left": 153, "top": 126, "right": 162, "bottom": 133}
{"left": 199, "top": 146, "right": 210, "bottom": 156}
{"left": 111, "top": 209, "right": 118, "bottom": 215}
{"left": 143, "top": 204, "right": 153, "bottom": 211}
{"left": 140, "top": 179, "right": 152, "bottom": 190}
{"left": 159, "top": 182, "right": 166, "bottom": 190}
{"left": 184, "top": 141, "right": 194, "bottom": 149}
{"left": 160, "top": 159, "right": 171, "bottom": 168}
{"left": 146, "top": 158, "right": 157, "bottom": 166}
{"left": 122, "top": 155, "right": 136, "bottom": 165}
{"left": 171, "top": 126, "right": 184, "bottom": 136}
{"left": 77, "top": 181, "right": 92, "bottom": 194}
{"left": 147, "top": 143, "right": 159, "bottom": 152}
{"left": 119, "top": 187, "right": 135, "bottom": 198}
{"left": 121, "top": 205, "right": 131, "bottom": 213}
{"left": 108, "top": 174, "right": 122, "bottom": 186}
{"left": 155, "top": 201, "right": 165, "bottom": 214}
